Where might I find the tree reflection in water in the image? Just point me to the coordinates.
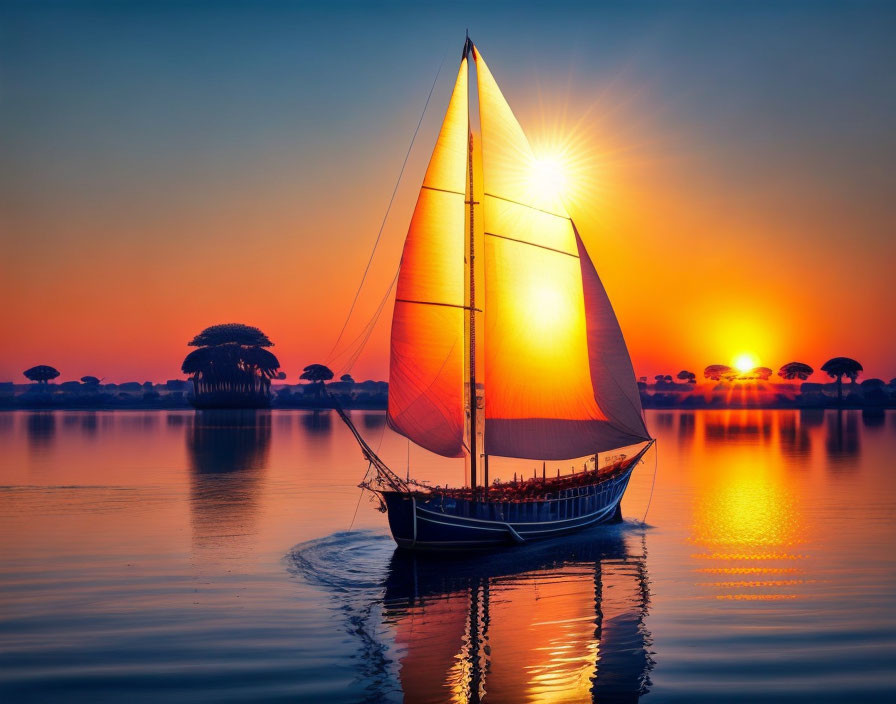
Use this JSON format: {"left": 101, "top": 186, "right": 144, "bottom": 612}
{"left": 25, "top": 411, "right": 56, "bottom": 453}
{"left": 186, "top": 410, "right": 271, "bottom": 557}
{"left": 301, "top": 410, "right": 332, "bottom": 435}
{"left": 825, "top": 410, "right": 860, "bottom": 465}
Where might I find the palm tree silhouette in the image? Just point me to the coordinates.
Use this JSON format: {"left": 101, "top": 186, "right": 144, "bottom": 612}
{"left": 820, "top": 357, "right": 863, "bottom": 404}
{"left": 182, "top": 324, "right": 280, "bottom": 408}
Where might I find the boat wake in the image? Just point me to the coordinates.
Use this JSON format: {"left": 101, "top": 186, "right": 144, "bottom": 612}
{"left": 287, "top": 522, "right": 650, "bottom": 593}
{"left": 287, "top": 531, "right": 400, "bottom": 702}
{"left": 288, "top": 530, "right": 393, "bottom": 593}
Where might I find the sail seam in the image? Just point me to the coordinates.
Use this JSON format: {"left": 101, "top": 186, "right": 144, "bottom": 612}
{"left": 484, "top": 192, "right": 569, "bottom": 220}
{"left": 395, "top": 298, "right": 482, "bottom": 312}
{"left": 484, "top": 232, "right": 579, "bottom": 259}
{"left": 421, "top": 185, "right": 466, "bottom": 197}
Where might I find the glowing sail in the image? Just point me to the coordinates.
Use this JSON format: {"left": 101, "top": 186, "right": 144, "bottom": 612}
{"left": 474, "top": 47, "right": 649, "bottom": 459}
{"left": 388, "top": 44, "right": 648, "bottom": 464}
{"left": 387, "top": 59, "right": 469, "bottom": 458}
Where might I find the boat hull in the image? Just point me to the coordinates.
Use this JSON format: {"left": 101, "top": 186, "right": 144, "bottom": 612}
{"left": 382, "top": 463, "right": 635, "bottom": 551}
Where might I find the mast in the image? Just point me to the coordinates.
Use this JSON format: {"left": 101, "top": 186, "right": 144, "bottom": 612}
{"left": 465, "top": 34, "right": 478, "bottom": 490}
{"left": 468, "top": 124, "right": 477, "bottom": 489}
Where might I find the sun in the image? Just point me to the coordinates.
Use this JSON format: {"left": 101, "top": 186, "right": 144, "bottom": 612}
{"left": 527, "top": 154, "right": 569, "bottom": 203}
{"left": 733, "top": 352, "right": 759, "bottom": 373}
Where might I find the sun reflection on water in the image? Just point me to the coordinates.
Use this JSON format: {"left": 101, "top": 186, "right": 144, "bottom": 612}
{"left": 689, "top": 412, "right": 809, "bottom": 601}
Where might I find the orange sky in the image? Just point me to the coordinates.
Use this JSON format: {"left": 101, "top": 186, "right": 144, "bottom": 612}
{"left": 2, "top": 4, "right": 894, "bottom": 384}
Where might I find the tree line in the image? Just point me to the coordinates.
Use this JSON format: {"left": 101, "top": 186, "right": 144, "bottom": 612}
{"left": 13, "top": 324, "right": 893, "bottom": 410}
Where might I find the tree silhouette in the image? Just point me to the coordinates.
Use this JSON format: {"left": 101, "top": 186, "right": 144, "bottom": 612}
{"left": 704, "top": 364, "right": 736, "bottom": 381}
{"left": 80, "top": 376, "right": 101, "bottom": 386}
{"left": 677, "top": 370, "right": 697, "bottom": 384}
{"left": 182, "top": 324, "right": 280, "bottom": 408}
{"left": 189, "top": 324, "right": 273, "bottom": 348}
{"left": 749, "top": 367, "right": 773, "bottom": 381}
{"left": 778, "top": 362, "right": 813, "bottom": 381}
{"left": 300, "top": 364, "right": 334, "bottom": 399}
{"left": 820, "top": 357, "right": 863, "bottom": 403}
{"left": 340, "top": 374, "right": 355, "bottom": 384}
{"left": 24, "top": 365, "right": 60, "bottom": 385}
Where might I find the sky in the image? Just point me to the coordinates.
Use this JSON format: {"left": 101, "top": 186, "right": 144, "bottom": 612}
{"left": 2, "top": 0, "right": 894, "bottom": 384}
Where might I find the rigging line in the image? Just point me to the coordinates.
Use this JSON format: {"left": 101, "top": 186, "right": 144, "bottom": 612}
{"left": 348, "top": 270, "right": 399, "bottom": 370}
{"left": 329, "top": 265, "right": 399, "bottom": 373}
{"left": 348, "top": 464, "right": 372, "bottom": 532}
{"left": 340, "top": 267, "right": 400, "bottom": 375}
{"left": 328, "top": 310, "right": 380, "bottom": 367}
{"left": 326, "top": 55, "right": 447, "bottom": 362}
{"left": 641, "top": 440, "right": 658, "bottom": 525}
{"left": 371, "top": 380, "right": 393, "bottom": 455}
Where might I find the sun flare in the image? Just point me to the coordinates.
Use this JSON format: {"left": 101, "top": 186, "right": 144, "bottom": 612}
{"left": 733, "top": 352, "right": 759, "bottom": 373}
{"left": 528, "top": 155, "right": 569, "bottom": 203}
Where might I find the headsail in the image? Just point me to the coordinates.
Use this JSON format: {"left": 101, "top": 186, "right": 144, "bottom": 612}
{"left": 387, "top": 59, "right": 469, "bottom": 458}
{"left": 474, "top": 47, "right": 649, "bottom": 459}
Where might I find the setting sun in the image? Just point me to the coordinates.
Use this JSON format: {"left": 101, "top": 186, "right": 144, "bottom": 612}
{"left": 528, "top": 155, "right": 569, "bottom": 202}
{"left": 733, "top": 352, "right": 759, "bottom": 372}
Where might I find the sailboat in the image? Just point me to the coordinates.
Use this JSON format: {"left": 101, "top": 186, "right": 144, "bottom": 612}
{"left": 336, "top": 36, "right": 654, "bottom": 550}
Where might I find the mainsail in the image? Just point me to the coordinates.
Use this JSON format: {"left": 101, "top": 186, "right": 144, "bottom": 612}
{"left": 387, "top": 59, "right": 469, "bottom": 458}
{"left": 388, "top": 42, "right": 649, "bottom": 469}
{"left": 475, "top": 48, "right": 649, "bottom": 459}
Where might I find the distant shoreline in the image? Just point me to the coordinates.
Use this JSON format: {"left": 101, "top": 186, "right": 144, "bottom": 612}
{"left": 2, "top": 379, "right": 893, "bottom": 412}
{"left": 0, "top": 399, "right": 389, "bottom": 411}
{"left": 2, "top": 401, "right": 892, "bottom": 412}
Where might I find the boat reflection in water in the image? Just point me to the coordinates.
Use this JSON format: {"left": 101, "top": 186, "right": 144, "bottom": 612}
{"left": 318, "top": 526, "right": 653, "bottom": 703}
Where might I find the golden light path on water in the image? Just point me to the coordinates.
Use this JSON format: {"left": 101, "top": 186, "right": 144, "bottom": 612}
{"left": 687, "top": 411, "right": 810, "bottom": 602}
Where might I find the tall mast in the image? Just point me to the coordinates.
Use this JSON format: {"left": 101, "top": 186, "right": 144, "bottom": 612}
{"left": 465, "top": 34, "right": 477, "bottom": 490}
{"left": 468, "top": 121, "right": 477, "bottom": 490}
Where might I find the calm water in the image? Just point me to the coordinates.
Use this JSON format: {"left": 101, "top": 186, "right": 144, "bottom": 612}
{"left": 1, "top": 409, "right": 894, "bottom": 702}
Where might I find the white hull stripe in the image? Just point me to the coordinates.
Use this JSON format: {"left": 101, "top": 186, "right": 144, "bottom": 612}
{"left": 415, "top": 494, "right": 621, "bottom": 533}
{"left": 399, "top": 508, "right": 618, "bottom": 548}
